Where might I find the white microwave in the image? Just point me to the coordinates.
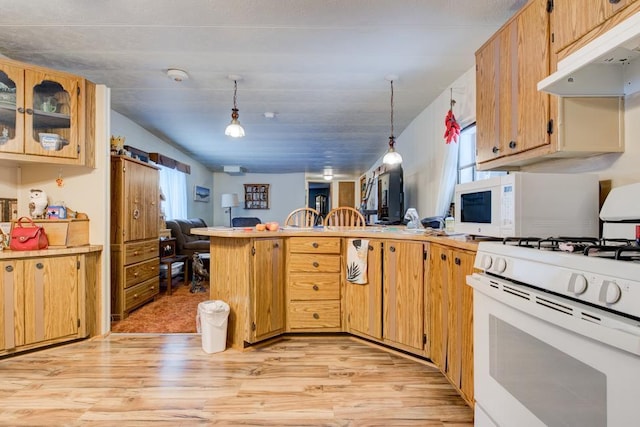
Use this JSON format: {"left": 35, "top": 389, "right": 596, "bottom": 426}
{"left": 454, "top": 172, "right": 600, "bottom": 238}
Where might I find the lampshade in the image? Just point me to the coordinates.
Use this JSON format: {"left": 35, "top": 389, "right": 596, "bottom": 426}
{"left": 221, "top": 193, "right": 240, "bottom": 208}
{"left": 383, "top": 78, "right": 403, "bottom": 166}
{"left": 225, "top": 78, "right": 245, "bottom": 138}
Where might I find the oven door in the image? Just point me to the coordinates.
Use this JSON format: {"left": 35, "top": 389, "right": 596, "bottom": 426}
{"left": 468, "top": 273, "right": 640, "bottom": 427}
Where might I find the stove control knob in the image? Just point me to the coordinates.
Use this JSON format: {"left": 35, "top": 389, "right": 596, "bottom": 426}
{"left": 494, "top": 257, "right": 507, "bottom": 274}
{"left": 569, "top": 273, "right": 588, "bottom": 295}
{"left": 599, "top": 280, "right": 622, "bottom": 305}
{"left": 480, "top": 255, "right": 493, "bottom": 270}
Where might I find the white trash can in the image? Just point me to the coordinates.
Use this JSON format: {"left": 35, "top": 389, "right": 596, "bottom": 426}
{"left": 196, "top": 300, "right": 230, "bottom": 353}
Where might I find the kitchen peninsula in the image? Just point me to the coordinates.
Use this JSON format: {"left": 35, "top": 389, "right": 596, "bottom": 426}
{"left": 192, "top": 226, "right": 479, "bottom": 405}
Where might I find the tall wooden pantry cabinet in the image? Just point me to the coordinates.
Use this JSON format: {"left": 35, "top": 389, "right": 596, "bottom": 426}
{"left": 110, "top": 155, "right": 160, "bottom": 320}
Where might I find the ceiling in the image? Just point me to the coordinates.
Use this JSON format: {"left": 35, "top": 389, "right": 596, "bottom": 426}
{"left": 0, "top": 0, "right": 522, "bottom": 177}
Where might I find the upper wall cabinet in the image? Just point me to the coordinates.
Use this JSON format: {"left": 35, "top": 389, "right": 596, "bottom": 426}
{"left": 475, "top": 0, "right": 625, "bottom": 170}
{"left": 552, "top": 0, "right": 639, "bottom": 54}
{"left": 0, "top": 57, "right": 93, "bottom": 167}
{"left": 475, "top": 0, "right": 551, "bottom": 167}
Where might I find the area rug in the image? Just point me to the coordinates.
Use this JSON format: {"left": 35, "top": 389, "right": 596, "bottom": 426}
{"left": 111, "top": 282, "right": 210, "bottom": 333}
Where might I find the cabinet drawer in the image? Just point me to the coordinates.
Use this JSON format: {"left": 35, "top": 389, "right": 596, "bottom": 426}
{"left": 124, "top": 277, "right": 159, "bottom": 311}
{"left": 288, "top": 237, "right": 341, "bottom": 254}
{"left": 125, "top": 240, "right": 159, "bottom": 265}
{"left": 124, "top": 257, "right": 159, "bottom": 288}
{"left": 289, "top": 273, "right": 340, "bottom": 300}
{"left": 288, "top": 300, "right": 341, "bottom": 329}
{"left": 288, "top": 253, "right": 340, "bottom": 273}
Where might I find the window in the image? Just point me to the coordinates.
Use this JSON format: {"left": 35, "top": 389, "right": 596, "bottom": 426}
{"left": 158, "top": 165, "right": 187, "bottom": 220}
{"left": 457, "top": 124, "right": 505, "bottom": 184}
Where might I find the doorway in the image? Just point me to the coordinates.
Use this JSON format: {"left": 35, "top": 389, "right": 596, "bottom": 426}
{"left": 307, "top": 181, "right": 331, "bottom": 217}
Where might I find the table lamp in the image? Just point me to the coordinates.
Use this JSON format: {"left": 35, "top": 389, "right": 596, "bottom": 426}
{"left": 221, "top": 193, "right": 240, "bottom": 227}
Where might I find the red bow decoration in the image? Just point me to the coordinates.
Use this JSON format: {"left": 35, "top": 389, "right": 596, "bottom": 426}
{"left": 444, "top": 108, "right": 460, "bottom": 144}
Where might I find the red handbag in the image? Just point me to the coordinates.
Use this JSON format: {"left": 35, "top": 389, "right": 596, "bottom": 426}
{"left": 9, "top": 217, "right": 49, "bottom": 251}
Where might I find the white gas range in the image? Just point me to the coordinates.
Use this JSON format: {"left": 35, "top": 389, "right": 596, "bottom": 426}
{"left": 467, "top": 183, "right": 640, "bottom": 427}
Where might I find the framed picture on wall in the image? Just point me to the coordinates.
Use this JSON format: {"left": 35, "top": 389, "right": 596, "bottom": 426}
{"left": 194, "top": 185, "right": 210, "bottom": 202}
{"left": 244, "top": 184, "right": 269, "bottom": 209}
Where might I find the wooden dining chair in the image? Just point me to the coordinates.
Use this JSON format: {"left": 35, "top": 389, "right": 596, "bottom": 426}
{"left": 284, "top": 207, "right": 321, "bottom": 228}
{"left": 324, "top": 207, "right": 366, "bottom": 227}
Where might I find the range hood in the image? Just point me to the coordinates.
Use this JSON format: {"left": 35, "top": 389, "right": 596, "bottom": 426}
{"left": 538, "top": 11, "right": 640, "bottom": 96}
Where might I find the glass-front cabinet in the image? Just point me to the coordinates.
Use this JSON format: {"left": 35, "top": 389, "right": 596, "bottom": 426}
{"left": 0, "top": 59, "right": 83, "bottom": 162}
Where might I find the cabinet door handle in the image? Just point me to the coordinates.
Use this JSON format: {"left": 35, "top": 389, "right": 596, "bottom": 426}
{"left": 5, "top": 265, "right": 13, "bottom": 272}
{"left": 313, "top": 284, "right": 319, "bottom": 291}
{"left": 132, "top": 209, "right": 140, "bottom": 219}
{"left": 25, "top": 108, "right": 34, "bottom": 115}
{"left": 508, "top": 141, "right": 517, "bottom": 149}
{"left": 17, "top": 107, "right": 25, "bottom": 114}
{"left": 455, "top": 257, "right": 461, "bottom": 265}
{"left": 389, "top": 246, "right": 396, "bottom": 252}
{"left": 312, "top": 261, "right": 319, "bottom": 268}
{"left": 441, "top": 253, "right": 447, "bottom": 261}
{"left": 273, "top": 242, "right": 279, "bottom": 248}
{"left": 313, "top": 313, "right": 320, "bottom": 319}
{"left": 368, "top": 245, "right": 374, "bottom": 251}
{"left": 312, "top": 242, "right": 319, "bottom": 248}
{"left": 609, "top": 0, "right": 621, "bottom": 3}
{"left": 492, "top": 146, "right": 499, "bottom": 154}
{"left": 36, "top": 262, "right": 44, "bottom": 269}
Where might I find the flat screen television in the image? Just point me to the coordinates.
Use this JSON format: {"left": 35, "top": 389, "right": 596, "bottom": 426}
{"left": 377, "top": 167, "right": 404, "bottom": 224}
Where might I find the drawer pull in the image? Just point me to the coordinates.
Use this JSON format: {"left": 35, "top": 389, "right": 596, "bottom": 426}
{"left": 133, "top": 272, "right": 139, "bottom": 277}
{"left": 133, "top": 251, "right": 139, "bottom": 256}
{"left": 313, "top": 284, "right": 319, "bottom": 291}
{"left": 133, "top": 293, "right": 138, "bottom": 298}
{"left": 312, "top": 242, "right": 319, "bottom": 248}
{"left": 312, "top": 261, "right": 319, "bottom": 268}
{"left": 313, "top": 313, "right": 320, "bottom": 319}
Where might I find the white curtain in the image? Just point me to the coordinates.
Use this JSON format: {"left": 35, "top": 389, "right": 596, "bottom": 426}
{"left": 158, "top": 165, "right": 187, "bottom": 220}
{"left": 435, "top": 142, "right": 460, "bottom": 217}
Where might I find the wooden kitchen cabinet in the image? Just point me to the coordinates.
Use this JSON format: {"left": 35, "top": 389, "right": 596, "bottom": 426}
{"left": 110, "top": 155, "right": 160, "bottom": 320}
{"left": 475, "top": 0, "right": 551, "bottom": 166}
{"left": 248, "top": 238, "right": 285, "bottom": 343}
{"left": 427, "top": 244, "right": 475, "bottom": 405}
{"left": 0, "top": 57, "right": 93, "bottom": 166}
{"left": 0, "top": 252, "right": 96, "bottom": 357}
{"left": 383, "top": 240, "right": 425, "bottom": 354}
{"left": 345, "top": 239, "right": 383, "bottom": 340}
{"left": 287, "top": 237, "right": 342, "bottom": 332}
{"left": 552, "top": 0, "right": 639, "bottom": 54}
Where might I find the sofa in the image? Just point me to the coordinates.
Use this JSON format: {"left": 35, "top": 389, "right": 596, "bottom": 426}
{"left": 231, "top": 217, "right": 261, "bottom": 227}
{"left": 165, "top": 218, "right": 210, "bottom": 258}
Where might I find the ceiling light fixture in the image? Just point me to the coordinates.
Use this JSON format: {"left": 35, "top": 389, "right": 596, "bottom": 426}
{"left": 225, "top": 75, "right": 245, "bottom": 138}
{"left": 166, "top": 68, "right": 189, "bottom": 82}
{"left": 323, "top": 168, "right": 333, "bottom": 181}
{"left": 383, "top": 76, "right": 403, "bottom": 166}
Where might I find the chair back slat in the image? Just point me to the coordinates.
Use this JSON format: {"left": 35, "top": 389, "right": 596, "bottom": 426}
{"left": 285, "top": 207, "right": 321, "bottom": 228}
{"left": 324, "top": 207, "right": 365, "bottom": 227}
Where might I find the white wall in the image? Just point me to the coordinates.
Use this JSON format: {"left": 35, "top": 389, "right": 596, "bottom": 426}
{"left": 213, "top": 172, "right": 306, "bottom": 226}
{"left": 110, "top": 111, "right": 214, "bottom": 224}
{"left": 364, "top": 67, "right": 477, "bottom": 219}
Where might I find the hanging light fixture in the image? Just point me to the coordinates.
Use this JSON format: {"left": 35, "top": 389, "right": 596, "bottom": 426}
{"left": 225, "top": 75, "right": 245, "bottom": 138}
{"left": 383, "top": 76, "right": 402, "bottom": 165}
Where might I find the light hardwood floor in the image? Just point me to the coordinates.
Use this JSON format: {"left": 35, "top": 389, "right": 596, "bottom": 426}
{"left": 0, "top": 334, "right": 473, "bottom": 426}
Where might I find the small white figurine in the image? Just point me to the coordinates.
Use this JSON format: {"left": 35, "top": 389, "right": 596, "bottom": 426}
{"left": 29, "top": 189, "right": 48, "bottom": 219}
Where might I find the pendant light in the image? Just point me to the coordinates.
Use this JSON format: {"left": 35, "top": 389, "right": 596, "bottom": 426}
{"left": 225, "top": 75, "right": 245, "bottom": 138}
{"left": 383, "top": 76, "right": 402, "bottom": 165}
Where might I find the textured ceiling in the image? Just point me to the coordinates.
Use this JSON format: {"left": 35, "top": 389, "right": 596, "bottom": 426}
{"left": 0, "top": 0, "right": 521, "bottom": 177}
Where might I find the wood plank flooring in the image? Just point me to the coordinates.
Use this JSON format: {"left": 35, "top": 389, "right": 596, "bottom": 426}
{"left": 0, "top": 334, "right": 473, "bottom": 426}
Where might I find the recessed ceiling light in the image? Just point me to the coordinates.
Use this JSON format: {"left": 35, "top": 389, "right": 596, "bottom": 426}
{"left": 167, "top": 69, "right": 189, "bottom": 82}
{"left": 264, "top": 112, "right": 276, "bottom": 119}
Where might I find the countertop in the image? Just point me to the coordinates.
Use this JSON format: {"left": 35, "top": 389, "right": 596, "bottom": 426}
{"left": 191, "top": 226, "right": 485, "bottom": 252}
